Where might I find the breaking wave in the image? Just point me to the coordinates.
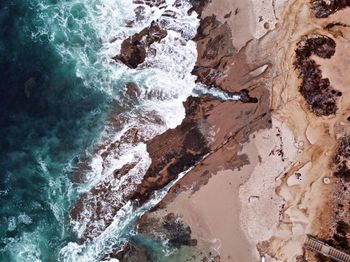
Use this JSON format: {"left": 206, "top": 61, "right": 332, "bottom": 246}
{"left": 0, "top": 0, "right": 201, "bottom": 260}
{"left": 41, "top": 0, "right": 200, "bottom": 260}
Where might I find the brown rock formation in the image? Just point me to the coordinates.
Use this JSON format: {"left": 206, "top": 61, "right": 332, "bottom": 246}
{"left": 70, "top": 0, "right": 280, "bottom": 259}
{"left": 114, "top": 22, "right": 167, "bottom": 68}
{"left": 131, "top": 98, "right": 212, "bottom": 204}
{"left": 192, "top": 14, "right": 235, "bottom": 86}
{"left": 71, "top": 164, "right": 136, "bottom": 240}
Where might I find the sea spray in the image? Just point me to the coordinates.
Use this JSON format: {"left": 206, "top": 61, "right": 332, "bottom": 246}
{"left": 0, "top": 0, "right": 204, "bottom": 260}
{"left": 60, "top": 163, "right": 198, "bottom": 262}
{"left": 62, "top": 0, "right": 200, "bottom": 259}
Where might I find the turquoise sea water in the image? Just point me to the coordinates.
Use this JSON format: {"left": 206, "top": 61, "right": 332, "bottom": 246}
{"left": 0, "top": 1, "right": 117, "bottom": 260}
{"left": 0, "top": 0, "right": 199, "bottom": 261}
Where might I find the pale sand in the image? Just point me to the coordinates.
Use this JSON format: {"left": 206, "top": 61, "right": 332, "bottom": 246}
{"left": 239, "top": 117, "right": 299, "bottom": 249}
{"left": 253, "top": 2, "right": 350, "bottom": 260}
{"left": 164, "top": 169, "right": 257, "bottom": 262}
{"left": 195, "top": 1, "right": 350, "bottom": 260}
{"left": 142, "top": 1, "right": 350, "bottom": 261}
{"left": 202, "top": 0, "right": 281, "bottom": 51}
{"left": 163, "top": 137, "right": 261, "bottom": 262}
{"left": 160, "top": 116, "right": 300, "bottom": 261}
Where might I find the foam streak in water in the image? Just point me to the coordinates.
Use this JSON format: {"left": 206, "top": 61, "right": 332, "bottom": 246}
{"left": 53, "top": 0, "right": 201, "bottom": 259}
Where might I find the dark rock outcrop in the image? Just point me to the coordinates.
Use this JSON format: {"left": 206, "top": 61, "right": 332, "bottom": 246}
{"left": 188, "top": 0, "right": 211, "bottom": 16}
{"left": 130, "top": 97, "right": 212, "bottom": 204}
{"left": 133, "top": 0, "right": 166, "bottom": 8}
{"left": 162, "top": 213, "right": 197, "bottom": 248}
{"left": 70, "top": 164, "right": 136, "bottom": 240}
{"left": 312, "top": 0, "right": 350, "bottom": 18}
{"left": 192, "top": 15, "right": 235, "bottom": 87}
{"left": 334, "top": 137, "right": 350, "bottom": 181}
{"left": 70, "top": 96, "right": 211, "bottom": 240}
{"left": 138, "top": 213, "right": 197, "bottom": 248}
{"left": 294, "top": 35, "right": 340, "bottom": 116}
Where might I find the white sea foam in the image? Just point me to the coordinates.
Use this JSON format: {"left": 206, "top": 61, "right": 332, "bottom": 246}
{"left": 3, "top": 232, "right": 42, "bottom": 262}
{"left": 17, "top": 213, "right": 33, "bottom": 225}
{"left": 60, "top": 162, "right": 197, "bottom": 262}
{"left": 7, "top": 217, "right": 16, "bottom": 232}
{"left": 32, "top": 0, "right": 201, "bottom": 259}
{"left": 194, "top": 84, "right": 242, "bottom": 100}
{"left": 70, "top": 0, "right": 199, "bottom": 194}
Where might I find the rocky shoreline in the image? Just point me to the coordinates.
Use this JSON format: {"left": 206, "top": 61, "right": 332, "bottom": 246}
{"left": 71, "top": 0, "right": 350, "bottom": 261}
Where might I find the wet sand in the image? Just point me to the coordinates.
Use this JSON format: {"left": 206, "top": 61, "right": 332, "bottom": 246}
{"left": 73, "top": 0, "right": 350, "bottom": 260}
{"left": 137, "top": 0, "right": 350, "bottom": 261}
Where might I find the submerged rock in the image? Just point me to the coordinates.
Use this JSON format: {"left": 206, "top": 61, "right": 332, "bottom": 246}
{"left": 125, "top": 82, "right": 141, "bottom": 100}
{"left": 24, "top": 77, "right": 37, "bottom": 99}
{"left": 138, "top": 212, "right": 197, "bottom": 248}
{"left": 103, "top": 242, "right": 152, "bottom": 262}
{"left": 162, "top": 213, "right": 197, "bottom": 248}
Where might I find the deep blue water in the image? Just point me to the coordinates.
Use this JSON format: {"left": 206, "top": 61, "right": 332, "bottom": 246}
{"left": 0, "top": 0, "right": 201, "bottom": 260}
{"left": 0, "top": 1, "right": 112, "bottom": 260}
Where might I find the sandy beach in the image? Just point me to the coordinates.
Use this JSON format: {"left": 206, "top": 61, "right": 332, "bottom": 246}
{"left": 135, "top": 0, "right": 350, "bottom": 261}
{"left": 66, "top": 0, "right": 350, "bottom": 261}
{"left": 4, "top": 0, "right": 350, "bottom": 260}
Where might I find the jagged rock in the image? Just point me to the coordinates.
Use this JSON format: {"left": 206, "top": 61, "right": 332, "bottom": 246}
{"left": 162, "top": 213, "right": 197, "bottom": 248}
{"left": 70, "top": 96, "right": 211, "bottom": 240}
{"left": 192, "top": 15, "right": 235, "bottom": 86}
{"left": 130, "top": 97, "right": 211, "bottom": 203}
{"left": 188, "top": 0, "right": 211, "bottom": 16}
{"left": 70, "top": 164, "right": 136, "bottom": 240}
{"left": 114, "top": 22, "right": 167, "bottom": 68}
{"left": 71, "top": 0, "right": 273, "bottom": 246}
{"left": 133, "top": 0, "right": 166, "bottom": 8}
{"left": 125, "top": 82, "right": 141, "bottom": 100}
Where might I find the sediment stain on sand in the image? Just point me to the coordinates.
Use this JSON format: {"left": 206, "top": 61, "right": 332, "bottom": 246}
{"left": 97, "top": 0, "right": 350, "bottom": 261}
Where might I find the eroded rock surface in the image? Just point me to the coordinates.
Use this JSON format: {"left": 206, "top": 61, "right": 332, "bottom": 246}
{"left": 70, "top": 0, "right": 350, "bottom": 260}
{"left": 192, "top": 14, "right": 235, "bottom": 86}
{"left": 310, "top": 137, "right": 350, "bottom": 260}
{"left": 71, "top": 164, "right": 136, "bottom": 240}
{"left": 131, "top": 98, "right": 211, "bottom": 203}
{"left": 114, "top": 22, "right": 167, "bottom": 68}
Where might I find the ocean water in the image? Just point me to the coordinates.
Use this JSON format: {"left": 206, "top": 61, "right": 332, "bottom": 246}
{"left": 0, "top": 0, "right": 199, "bottom": 261}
